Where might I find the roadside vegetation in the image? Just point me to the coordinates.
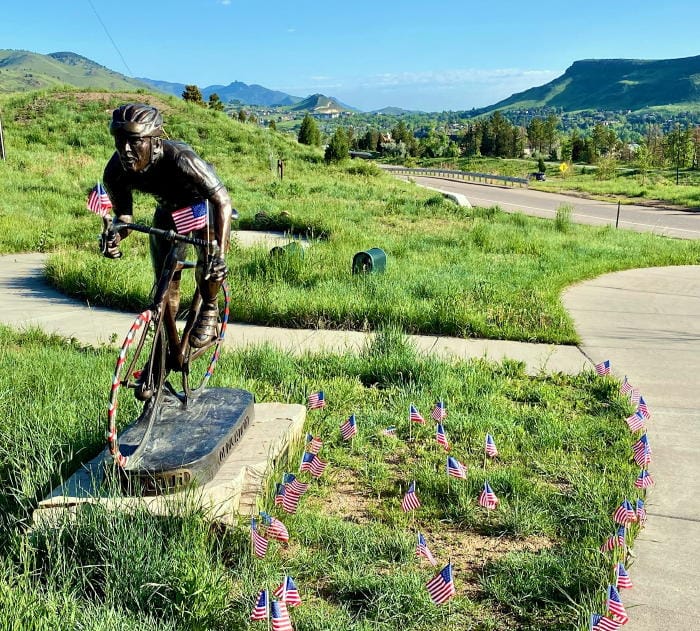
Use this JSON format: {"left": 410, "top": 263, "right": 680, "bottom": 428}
{"left": 1, "top": 325, "right": 641, "bottom": 630}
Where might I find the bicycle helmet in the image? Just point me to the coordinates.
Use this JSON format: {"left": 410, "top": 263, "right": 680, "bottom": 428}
{"left": 110, "top": 103, "right": 163, "bottom": 137}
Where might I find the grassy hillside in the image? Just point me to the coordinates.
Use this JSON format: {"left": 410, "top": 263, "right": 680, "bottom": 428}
{"left": 1, "top": 88, "right": 699, "bottom": 345}
{"left": 480, "top": 55, "right": 700, "bottom": 113}
{"left": 0, "top": 49, "right": 151, "bottom": 93}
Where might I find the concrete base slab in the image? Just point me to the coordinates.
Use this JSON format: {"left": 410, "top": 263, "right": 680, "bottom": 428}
{"left": 33, "top": 402, "right": 305, "bottom": 526}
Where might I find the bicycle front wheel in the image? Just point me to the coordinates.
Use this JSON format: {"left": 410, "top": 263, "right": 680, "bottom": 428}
{"left": 106, "top": 310, "right": 167, "bottom": 468}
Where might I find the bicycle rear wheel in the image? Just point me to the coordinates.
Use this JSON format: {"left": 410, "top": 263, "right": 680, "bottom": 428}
{"left": 181, "top": 280, "right": 230, "bottom": 400}
{"left": 106, "top": 310, "right": 167, "bottom": 468}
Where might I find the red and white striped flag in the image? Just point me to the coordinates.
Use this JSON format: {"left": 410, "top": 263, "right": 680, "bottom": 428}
{"left": 401, "top": 481, "right": 421, "bottom": 512}
{"left": 251, "top": 519, "right": 269, "bottom": 558}
{"left": 86, "top": 182, "right": 112, "bottom": 217}
{"left": 426, "top": 563, "right": 456, "bottom": 605}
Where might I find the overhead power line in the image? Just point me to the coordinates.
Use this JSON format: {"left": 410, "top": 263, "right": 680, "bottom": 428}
{"left": 86, "top": 0, "right": 134, "bottom": 76}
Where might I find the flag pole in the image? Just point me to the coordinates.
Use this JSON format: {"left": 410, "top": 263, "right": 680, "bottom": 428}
{"left": 409, "top": 406, "right": 413, "bottom": 443}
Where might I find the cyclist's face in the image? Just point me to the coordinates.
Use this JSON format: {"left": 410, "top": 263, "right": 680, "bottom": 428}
{"left": 114, "top": 134, "right": 151, "bottom": 173}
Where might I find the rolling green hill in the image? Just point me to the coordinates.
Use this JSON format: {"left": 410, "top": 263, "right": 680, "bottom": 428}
{"left": 0, "top": 50, "right": 151, "bottom": 93}
{"left": 479, "top": 55, "right": 700, "bottom": 113}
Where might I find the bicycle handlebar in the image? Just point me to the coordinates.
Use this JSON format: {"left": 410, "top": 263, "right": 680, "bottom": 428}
{"left": 111, "top": 221, "right": 211, "bottom": 248}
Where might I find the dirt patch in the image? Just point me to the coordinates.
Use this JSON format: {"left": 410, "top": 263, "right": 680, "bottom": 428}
{"left": 317, "top": 479, "right": 378, "bottom": 524}
{"left": 54, "top": 91, "right": 174, "bottom": 112}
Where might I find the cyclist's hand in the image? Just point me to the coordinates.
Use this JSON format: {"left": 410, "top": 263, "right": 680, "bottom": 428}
{"left": 205, "top": 255, "right": 227, "bottom": 281}
{"left": 100, "top": 230, "right": 122, "bottom": 259}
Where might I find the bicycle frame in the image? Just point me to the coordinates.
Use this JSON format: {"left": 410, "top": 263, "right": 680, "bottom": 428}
{"left": 106, "top": 221, "right": 230, "bottom": 470}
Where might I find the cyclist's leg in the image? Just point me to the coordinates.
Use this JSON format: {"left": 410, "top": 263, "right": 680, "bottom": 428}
{"left": 152, "top": 207, "right": 186, "bottom": 315}
{"left": 190, "top": 211, "right": 222, "bottom": 348}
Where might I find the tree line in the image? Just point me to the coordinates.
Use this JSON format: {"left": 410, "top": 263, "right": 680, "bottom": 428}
{"left": 183, "top": 83, "right": 700, "bottom": 174}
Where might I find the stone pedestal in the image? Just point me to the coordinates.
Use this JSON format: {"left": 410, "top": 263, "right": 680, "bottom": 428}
{"left": 33, "top": 401, "right": 305, "bottom": 526}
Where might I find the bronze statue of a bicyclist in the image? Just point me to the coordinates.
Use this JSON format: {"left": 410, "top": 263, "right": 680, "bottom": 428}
{"left": 101, "top": 103, "right": 234, "bottom": 350}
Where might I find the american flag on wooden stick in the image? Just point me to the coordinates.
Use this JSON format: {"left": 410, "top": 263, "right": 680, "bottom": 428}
{"left": 426, "top": 562, "right": 456, "bottom": 605}
{"left": 86, "top": 183, "right": 112, "bottom": 217}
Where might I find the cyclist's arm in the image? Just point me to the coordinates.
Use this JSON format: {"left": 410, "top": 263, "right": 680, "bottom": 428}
{"left": 208, "top": 186, "right": 232, "bottom": 253}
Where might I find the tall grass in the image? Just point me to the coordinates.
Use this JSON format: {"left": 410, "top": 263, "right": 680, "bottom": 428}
{"left": 0, "top": 325, "right": 642, "bottom": 629}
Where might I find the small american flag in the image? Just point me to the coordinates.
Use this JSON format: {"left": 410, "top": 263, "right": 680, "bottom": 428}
{"left": 485, "top": 433, "right": 498, "bottom": 458}
{"left": 270, "top": 600, "right": 293, "bottom": 631}
{"left": 629, "top": 388, "right": 641, "bottom": 406}
{"left": 281, "top": 473, "right": 308, "bottom": 514}
{"left": 479, "top": 481, "right": 498, "bottom": 510}
{"left": 307, "top": 390, "right": 326, "bottom": 409}
{"left": 430, "top": 401, "right": 447, "bottom": 421}
{"left": 340, "top": 414, "right": 358, "bottom": 440}
{"left": 637, "top": 396, "right": 650, "bottom": 419}
{"left": 613, "top": 499, "right": 637, "bottom": 526}
{"left": 410, "top": 404, "right": 425, "bottom": 424}
{"left": 620, "top": 377, "right": 633, "bottom": 395}
{"left": 606, "top": 585, "right": 629, "bottom": 625}
{"left": 250, "top": 589, "right": 269, "bottom": 621}
{"left": 594, "top": 360, "right": 611, "bottom": 375}
{"left": 590, "top": 613, "right": 620, "bottom": 631}
{"left": 634, "top": 469, "right": 654, "bottom": 489}
{"left": 86, "top": 183, "right": 112, "bottom": 217}
{"left": 172, "top": 200, "right": 208, "bottom": 234}
{"left": 625, "top": 411, "right": 645, "bottom": 433}
{"left": 633, "top": 434, "right": 651, "bottom": 467}
{"left": 274, "top": 575, "right": 302, "bottom": 607}
{"left": 382, "top": 425, "right": 397, "bottom": 436}
{"left": 447, "top": 456, "right": 467, "bottom": 480}
{"left": 260, "top": 511, "right": 289, "bottom": 543}
{"left": 600, "top": 527, "right": 626, "bottom": 552}
{"left": 636, "top": 499, "right": 647, "bottom": 525}
{"left": 416, "top": 532, "right": 437, "bottom": 566}
{"left": 284, "top": 473, "right": 309, "bottom": 497}
{"left": 426, "top": 562, "right": 456, "bottom": 605}
{"left": 401, "top": 481, "right": 421, "bottom": 512}
{"left": 300, "top": 452, "right": 328, "bottom": 478}
{"left": 435, "top": 423, "right": 449, "bottom": 451}
{"left": 274, "top": 483, "right": 286, "bottom": 506}
{"left": 251, "top": 519, "right": 269, "bottom": 558}
{"left": 615, "top": 562, "right": 633, "bottom": 589}
{"left": 305, "top": 433, "right": 323, "bottom": 454}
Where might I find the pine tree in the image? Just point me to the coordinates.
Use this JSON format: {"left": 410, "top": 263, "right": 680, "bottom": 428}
{"left": 208, "top": 93, "right": 224, "bottom": 111}
{"left": 298, "top": 114, "right": 321, "bottom": 146}
{"left": 325, "top": 127, "right": 349, "bottom": 163}
{"left": 182, "top": 85, "right": 204, "bottom": 105}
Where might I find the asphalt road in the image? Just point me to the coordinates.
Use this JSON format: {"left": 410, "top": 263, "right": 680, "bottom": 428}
{"left": 405, "top": 176, "right": 700, "bottom": 240}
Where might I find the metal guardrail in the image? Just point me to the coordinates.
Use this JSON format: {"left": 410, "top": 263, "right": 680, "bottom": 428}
{"left": 381, "top": 165, "right": 529, "bottom": 187}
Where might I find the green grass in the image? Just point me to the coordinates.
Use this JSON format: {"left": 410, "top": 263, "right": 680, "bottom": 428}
{"left": 0, "top": 325, "right": 644, "bottom": 630}
{"left": 2, "top": 89, "right": 700, "bottom": 345}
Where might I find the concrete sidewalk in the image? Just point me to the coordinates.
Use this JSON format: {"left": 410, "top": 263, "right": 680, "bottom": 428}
{"left": 0, "top": 253, "right": 588, "bottom": 376}
{"left": 564, "top": 266, "right": 700, "bottom": 629}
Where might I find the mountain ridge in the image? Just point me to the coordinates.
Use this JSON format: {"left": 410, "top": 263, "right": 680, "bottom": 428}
{"left": 477, "top": 55, "right": 700, "bottom": 114}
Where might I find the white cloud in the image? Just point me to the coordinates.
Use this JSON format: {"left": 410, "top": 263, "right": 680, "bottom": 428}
{"left": 279, "top": 67, "right": 564, "bottom": 111}
{"left": 362, "top": 68, "right": 559, "bottom": 88}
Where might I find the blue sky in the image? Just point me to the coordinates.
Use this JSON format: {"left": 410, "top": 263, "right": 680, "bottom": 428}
{"left": 3, "top": 1, "right": 700, "bottom": 111}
